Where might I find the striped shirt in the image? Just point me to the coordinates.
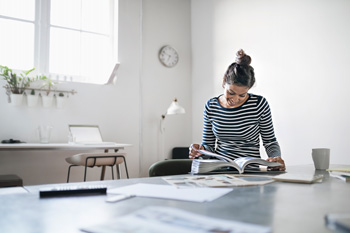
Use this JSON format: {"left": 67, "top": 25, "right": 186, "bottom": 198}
{"left": 202, "top": 94, "right": 281, "bottom": 160}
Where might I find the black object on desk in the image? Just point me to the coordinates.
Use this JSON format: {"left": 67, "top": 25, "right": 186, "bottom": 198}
{"left": 1, "top": 139, "right": 25, "bottom": 143}
{"left": 39, "top": 186, "right": 107, "bottom": 198}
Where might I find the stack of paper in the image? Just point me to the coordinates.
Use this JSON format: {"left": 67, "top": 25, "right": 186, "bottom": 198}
{"left": 191, "top": 159, "right": 232, "bottom": 174}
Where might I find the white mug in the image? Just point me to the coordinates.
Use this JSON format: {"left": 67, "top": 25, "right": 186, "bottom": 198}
{"left": 312, "top": 148, "right": 330, "bottom": 170}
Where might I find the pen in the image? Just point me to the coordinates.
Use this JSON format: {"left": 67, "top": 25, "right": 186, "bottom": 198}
{"left": 106, "top": 194, "right": 135, "bottom": 203}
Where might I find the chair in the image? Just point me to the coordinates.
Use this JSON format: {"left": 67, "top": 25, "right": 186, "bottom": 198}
{"left": 172, "top": 147, "right": 190, "bottom": 159}
{"left": 148, "top": 159, "right": 193, "bottom": 177}
{"left": 66, "top": 152, "right": 129, "bottom": 182}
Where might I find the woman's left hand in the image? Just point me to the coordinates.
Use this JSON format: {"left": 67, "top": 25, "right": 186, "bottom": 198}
{"left": 266, "top": 156, "right": 286, "bottom": 171}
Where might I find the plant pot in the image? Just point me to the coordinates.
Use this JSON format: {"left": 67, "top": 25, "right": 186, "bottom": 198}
{"left": 11, "top": 93, "right": 24, "bottom": 106}
{"left": 27, "top": 95, "right": 39, "bottom": 107}
{"left": 42, "top": 95, "right": 54, "bottom": 108}
{"left": 56, "top": 96, "right": 65, "bottom": 108}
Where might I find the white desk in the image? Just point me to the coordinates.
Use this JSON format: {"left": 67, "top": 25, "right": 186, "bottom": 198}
{"left": 0, "top": 143, "right": 132, "bottom": 151}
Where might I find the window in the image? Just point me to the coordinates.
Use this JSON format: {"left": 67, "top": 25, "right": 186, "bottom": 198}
{"left": 0, "top": 0, "right": 118, "bottom": 84}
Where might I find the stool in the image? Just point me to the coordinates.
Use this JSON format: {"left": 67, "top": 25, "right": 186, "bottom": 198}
{"left": 65, "top": 152, "right": 129, "bottom": 182}
{"left": 0, "top": 174, "right": 23, "bottom": 187}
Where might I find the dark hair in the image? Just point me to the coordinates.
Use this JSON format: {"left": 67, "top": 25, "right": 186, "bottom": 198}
{"left": 223, "top": 49, "right": 255, "bottom": 88}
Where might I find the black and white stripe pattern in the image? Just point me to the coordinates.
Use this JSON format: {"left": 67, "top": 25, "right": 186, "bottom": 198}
{"left": 202, "top": 94, "right": 281, "bottom": 160}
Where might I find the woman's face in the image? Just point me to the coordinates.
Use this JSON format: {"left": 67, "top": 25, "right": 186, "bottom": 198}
{"left": 222, "top": 83, "right": 250, "bottom": 107}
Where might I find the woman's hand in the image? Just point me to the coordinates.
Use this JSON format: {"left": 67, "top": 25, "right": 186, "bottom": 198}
{"left": 188, "top": 144, "right": 204, "bottom": 159}
{"left": 266, "top": 156, "right": 286, "bottom": 171}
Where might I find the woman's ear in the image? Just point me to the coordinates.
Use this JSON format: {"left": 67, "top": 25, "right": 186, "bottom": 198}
{"left": 222, "top": 77, "right": 225, "bottom": 88}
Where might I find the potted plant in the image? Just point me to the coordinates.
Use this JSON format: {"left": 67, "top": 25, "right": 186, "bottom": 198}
{"left": 0, "top": 65, "right": 35, "bottom": 106}
{"left": 39, "top": 76, "right": 56, "bottom": 108}
{"left": 56, "top": 92, "right": 65, "bottom": 108}
{"left": 27, "top": 89, "right": 39, "bottom": 107}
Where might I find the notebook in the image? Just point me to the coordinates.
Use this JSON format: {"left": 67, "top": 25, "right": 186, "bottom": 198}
{"left": 68, "top": 125, "right": 116, "bottom": 145}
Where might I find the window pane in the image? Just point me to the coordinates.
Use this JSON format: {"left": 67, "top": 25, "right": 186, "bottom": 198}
{"left": 49, "top": 28, "right": 81, "bottom": 76}
{"left": 51, "top": 0, "right": 110, "bottom": 34}
{"left": 49, "top": 28, "right": 112, "bottom": 84}
{"left": 0, "top": 19, "right": 34, "bottom": 69}
{"left": 81, "top": 33, "right": 112, "bottom": 84}
{"left": 51, "top": 0, "right": 81, "bottom": 30}
{"left": 0, "top": 0, "right": 35, "bottom": 21}
{"left": 82, "top": 0, "right": 110, "bottom": 34}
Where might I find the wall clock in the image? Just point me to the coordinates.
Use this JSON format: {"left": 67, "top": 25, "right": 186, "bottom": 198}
{"left": 159, "top": 45, "right": 179, "bottom": 68}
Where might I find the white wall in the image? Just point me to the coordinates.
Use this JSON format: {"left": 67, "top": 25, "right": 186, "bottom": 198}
{"left": 140, "top": 0, "right": 192, "bottom": 176}
{"left": 191, "top": 0, "right": 350, "bottom": 166}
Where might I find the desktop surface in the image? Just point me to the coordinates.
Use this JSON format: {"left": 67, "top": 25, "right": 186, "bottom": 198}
{"left": 0, "top": 165, "right": 349, "bottom": 233}
{"left": 0, "top": 142, "right": 132, "bottom": 151}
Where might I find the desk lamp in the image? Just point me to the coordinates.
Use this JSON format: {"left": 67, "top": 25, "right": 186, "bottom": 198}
{"left": 160, "top": 98, "right": 185, "bottom": 133}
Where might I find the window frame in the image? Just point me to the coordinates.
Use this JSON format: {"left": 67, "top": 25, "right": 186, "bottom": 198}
{"left": 0, "top": 0, "right": 118, "bottom": 84}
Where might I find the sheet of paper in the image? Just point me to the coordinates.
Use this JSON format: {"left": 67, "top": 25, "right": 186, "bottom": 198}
{"left": 107, "top": 183, "right": 232, "bottom": 202}
{"left": 81, "top": 206, "right": 271, "bottom": 233}
{"left": 163, "top": 174, "right": 275, "bottom": 187}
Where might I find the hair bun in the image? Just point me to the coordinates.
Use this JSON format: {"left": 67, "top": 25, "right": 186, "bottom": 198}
{"left": 235, "top": 49, "right": 251, "bottom": 66}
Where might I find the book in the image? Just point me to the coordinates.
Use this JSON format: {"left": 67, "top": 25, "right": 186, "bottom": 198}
{"left": 163, "top": 174, "right": 275, "bottom": 188}
{"left": 191, "top": 149, "right": 281, "bottom": 174}
{"left": 329, "top": 171, "right": 350, "bottom": 182}
{"left": 326, "top": 168, "right": 350, "bottom": 173}
{"left": 272, "top": 173, "right": 324, "bottom": 183}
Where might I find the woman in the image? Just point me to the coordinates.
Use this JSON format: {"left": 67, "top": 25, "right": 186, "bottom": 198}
{"left": 189, "top": 49, "right": 285, "bottom": 171}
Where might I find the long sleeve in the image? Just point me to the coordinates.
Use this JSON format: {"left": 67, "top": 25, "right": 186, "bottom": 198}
{"left": 259, "top": 101, "right": 281, "bottom": 157}
{"left": 202, "top": 101, "right": 216, "bottom": 152}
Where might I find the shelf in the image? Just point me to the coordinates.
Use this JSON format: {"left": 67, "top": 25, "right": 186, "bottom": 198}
{"left": 3, "top": 86, "right": 77, "bottom": 105}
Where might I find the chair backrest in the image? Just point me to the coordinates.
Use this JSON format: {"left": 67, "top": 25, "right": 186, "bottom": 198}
{"left": 69, "top": 125, "right": 103, "bottom": 143}
{"left": 172, "top": 147, "right": 189, "bottom": 159}
{"left": 148, "top": 159, "right": 193, "bottom": 177}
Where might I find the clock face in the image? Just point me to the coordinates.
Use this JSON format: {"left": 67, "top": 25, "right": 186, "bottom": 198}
{"left": 159, "top": 45, "right": 179, "bottom": 67}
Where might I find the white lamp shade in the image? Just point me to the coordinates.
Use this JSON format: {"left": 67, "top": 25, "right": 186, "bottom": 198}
{"left": 166, "top": 98, "right": 185, "bottom": 115}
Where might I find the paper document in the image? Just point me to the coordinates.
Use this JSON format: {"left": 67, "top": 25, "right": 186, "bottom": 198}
{"left": 107, "top": 183, "right": 232, "bottom": 202}
{"left": 81, "top": 206, "right": 271, "bottom": 233}
{"left": 163, "top": 174, "right": 275, "bottom": 188}
{"left": 272, "top": 173, "right": 324, "bottom": 183}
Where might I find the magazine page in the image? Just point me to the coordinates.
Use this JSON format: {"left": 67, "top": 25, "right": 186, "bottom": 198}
{"left": 234, "top": 157, "right": 262, "bottom": 169}
{"left": 234, "top": 157, "right": 281, "bottom": 172}
{"left": 197, "top": 149, "right": 233, "bottom": 162}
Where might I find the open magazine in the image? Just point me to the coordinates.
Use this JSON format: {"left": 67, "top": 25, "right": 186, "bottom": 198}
{"left": 191, "top": 149, "right": 281, "bottom": 174}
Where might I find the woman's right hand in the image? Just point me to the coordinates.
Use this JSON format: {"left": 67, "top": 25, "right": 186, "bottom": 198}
{"left": 188, "top": 144, "right": 204, "bottom": 159}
